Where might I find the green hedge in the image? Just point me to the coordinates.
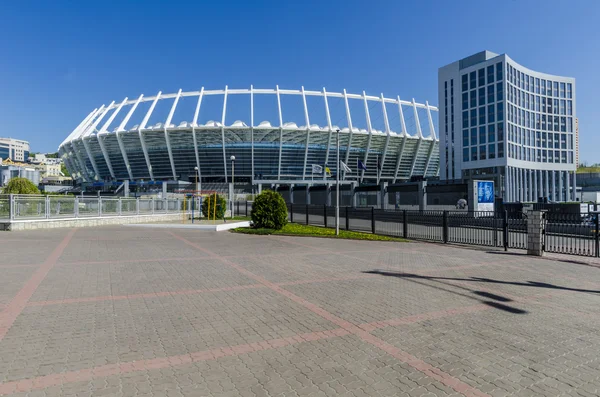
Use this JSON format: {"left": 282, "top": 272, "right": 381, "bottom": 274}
{"left": 251, "top": 190, "right": 288, "bottom": 230}
{"left": 202, "top": 193, "right": 226, "bottom": 219}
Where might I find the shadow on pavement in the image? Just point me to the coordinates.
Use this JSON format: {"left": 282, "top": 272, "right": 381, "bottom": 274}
{"left": 485, "top": 250, "right": 600, "bottom": 269}
{"left": 364, "top": 270, "right": 600, "bottom": 296}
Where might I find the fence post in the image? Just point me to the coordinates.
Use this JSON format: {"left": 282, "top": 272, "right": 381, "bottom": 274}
{"left": 118, "top": 198, "right": 122, "bottom": 216}
{"left": 526, "top": 210, "right": 545, "bottom": 256}
{"left": 595, "top": 213, "right": 600, "bottom": 258}
{"left": 152, "top": 198, "right": 155, "bottom": 214}
{"left": 403, "top": 210, "right": 408, "bottom": 239}
{"left": 74, "top": 197, "right": 79, "bottom": 218}
{"left": 245, "top": 200, "right": 248, "bottom": 217}
{"left": 98, "top": 197, "right": 102, "bottom": 217}
{"left": 324, "top": 205, "right": 328, "bottom": 228}
{"left": 503, "top": 210, "right": 509, "bottom": 251}
{"left": 306, "top": 204, "right": 309, "bottom": 225}
{"left": 9, "top": 194, "right": 14, "bottom": 220}
{"left": 345, "top": 206, "right": 349, "bottom": 230}
{"left": 442, "top": 211, "right": 448, "bottom": 243}
{"left": 371, "top": 207, "right": 376, "bottom": 234}
{"left": 136, "top": 198, "right": 140, "bottom": 215}
{"left": 290, "top": 203, "right": 293, "bottom": 223}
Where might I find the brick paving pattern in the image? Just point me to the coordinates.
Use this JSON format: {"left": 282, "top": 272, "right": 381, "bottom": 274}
{"left": 0, "top": 226, "right": 599, "bottom": 396}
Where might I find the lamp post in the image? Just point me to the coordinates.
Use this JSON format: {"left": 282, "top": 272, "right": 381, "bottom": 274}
{"left": 335, "top": 129, "right": 340, "bottom": 236}
{"left": 230, "top": 155, "right": 235, "bottom": 218}
{"left": 193, "top": 166, "right": 199, "bottom": 223}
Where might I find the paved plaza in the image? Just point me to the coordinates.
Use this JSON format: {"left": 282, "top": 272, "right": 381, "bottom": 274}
{"left": 1, "top": 226, "right": 600, "bottom": 396}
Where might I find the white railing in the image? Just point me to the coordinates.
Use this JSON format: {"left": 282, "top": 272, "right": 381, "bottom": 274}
{"left": 0, "top": 195, "right": 192, "bottom": 221}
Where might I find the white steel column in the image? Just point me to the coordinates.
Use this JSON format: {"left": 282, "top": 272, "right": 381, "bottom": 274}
{"left": 301, "top": 87, "right": 311, "bottom": 180}
{"left": 322, "top": 88, "right": 333, "bottom": 180}
{"left": 572, "top": 171, "right": 577, "bottom": 201}
{"left": 393, "top": 96, "right": 408, "bottom": 183}
{"left": 360, "top": 91, "right": 373, "bottom": 183}
{"left": 409, "top": 99, "right": 423, "bottom": 178}
{"left": 221, "top": 86, "right": 229, "bottom": 183}
{"left": 545, "top": 170, "right": 550, "bottom": 201}
{"left": 82, "top": 139, "right": 101, "bottom": 181}
{"left": 551, "top": 170, "right": 556, "bottom": 202}
{"left": 72, "top": 142, "right": 89, "bottom": 181}
{"left": 378, "top": 93, "right": 391, "bottom": 184}
{"left": 139, "top": 92, "right": 162, "bottom": 180}
{"left": 532, "top": 170, "right": 538, "bottom": 202}
{"left": 276, "top": 85, "right": 283, "bottom": 181}
{"left": 250, "top": 86, "right": 255, "bottom": 183}
{"left": 565, "top": 171, "right": 571, "bottom": 201}
{"left": 164, "top": 88, "right": 181, "bottom": 180}
{"left": 82, "top": 104, "right": 112, "bottom": 180}
{"left": 422, "top": 101, "right": 437, "bottom": 177}
{"left": 98, "top": 99, "right": 127, "bottom": 179}
{"left": 117, "top": 94, "right": 143, "bottom": 180}
{"left": 343, "top": 89, "right": 354, "bottom": 176}
{"left": 558, "top": 171, "right": 564, "bottom": 202}
{"left": 192, "top": 88, "right": 204, "bottom": 185}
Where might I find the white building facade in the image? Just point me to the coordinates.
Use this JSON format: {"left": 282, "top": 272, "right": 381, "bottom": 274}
{"left": 439, "top": 51, "right": 577, "bottom": 202}
{"left": 0, "top": 138, "right": 30, "bottom": 162}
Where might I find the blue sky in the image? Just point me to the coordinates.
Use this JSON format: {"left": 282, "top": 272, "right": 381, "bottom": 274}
{"left": 1, "top": 0, "right": 599, "bottom": 163}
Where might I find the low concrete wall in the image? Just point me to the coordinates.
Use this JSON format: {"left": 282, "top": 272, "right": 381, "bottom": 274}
{"left": 2, "top": 213, "right": 186, "bottom": 231}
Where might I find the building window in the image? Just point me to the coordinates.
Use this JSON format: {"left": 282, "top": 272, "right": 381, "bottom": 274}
{"left": 498, "top": 143, "right": 504, "bottom": 158}
{"left": 479, "top": 107, "right": 486, "bottom": 125}
{"left": 478, "top": 68, "right": 485, "bottom": 87}
{"left": 567, "top": 83, "right": 572, "bottom": 98}
{"left": 496, "top": 63, "right": 503, "bottom": 80}
{"left": 487, "top": 65, "right": 494, "bottom": 84}
{"left": 547, "top": 80, "right": 552, "bottom": 95}
{"left": 463, "top": 148, "right": 469, "bottom": 162}
{"left": 535, "top": 78, "right": 540, "bottom": 94}
{"left": 559, "top": 82, "right": 565, "bottom": 98}
{"left": 559, "top": 99, "right": 566, "bottom": 115}
{"left": 471, "top": 109, "right": 477, "bottom": 127}
{"left": 489, "top": 143, "right": 496, "bottom": 159}
{"left": 471, "top": 128, "right": 477, "bottom": 145}
{"left": 488, "top": 124, "right": 495, "bottom": 142}
{"left": 487, "top": 105, "right": 495, "bottom": 123}
{"left": 479, "top": 126, "right": 486, "bottom": 144}
{"left": 497, "top": 103, "right": 504, "bottom": 121}
{"left": 535, "top": 96, "right": 540, "bottom": 112}
{"left": 470, "top": 72, "right": 476, "bottom": 90}
{"left": 471, "top": 147, "right": 477, "bottom": 161}
{"left": 462, "top": 111, "right": 469, "bottom": 128}
{"left": 479, "top": 88, "right": 485, "bottom": 106}
{"left": 553, "top": 81, "right": 558, "bottom": 97}
{"left": 561, "top": 151, "right": 567, "bottom": 163}
{"left": 541, "top": 79, "right": 546, "bottom": 95}
{"left": 497, "top": 122, "right": 504, "bottom": 141}
{"left": 462, "top": 92, "right": 468, "bottom": 109}
{"left": 567, "top": 100, "right": 572, "bottom": 115}
{"left": 487, "top": 84, "right": 495, "bottom": 104}
{"left": 560, "top": 117, "right": 566, "bottom": 132}
{"left": 567, "top": 118, "right": 572, "bottom": 132}
{"left": 463, "top": 129, "right": 469, "bottom": 146}
{"left": 470, "top": 90, "right": 476, "bottom": 108}
{"left": 480, "top": 145, "right": 486, "bottom": 160}
{"left": 497, "top": 82, "right": 503, "bottom": 101}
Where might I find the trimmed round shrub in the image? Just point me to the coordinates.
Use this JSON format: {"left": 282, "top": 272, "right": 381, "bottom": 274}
{"left": 1, "top": 177, "right": 40, "bottom": 194}
{"left": 251, "top": 190, "right": 288, "bottom": 229}
{"left": 202, "top": 193, "right": 226, "bottom": 219}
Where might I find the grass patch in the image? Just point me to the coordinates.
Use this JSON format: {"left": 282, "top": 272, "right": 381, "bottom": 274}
{"left": 232, "top": 223, "right": 407, "bottom": 242}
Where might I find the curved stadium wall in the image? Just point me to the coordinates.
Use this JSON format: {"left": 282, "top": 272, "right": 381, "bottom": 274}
{"left": 58, "top": 87, "right": 439, "bottom": 184}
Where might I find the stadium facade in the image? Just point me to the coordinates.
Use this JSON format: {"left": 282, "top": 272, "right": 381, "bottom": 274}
{"left": 59, "top": 87, "right": 439, "bottom": 185}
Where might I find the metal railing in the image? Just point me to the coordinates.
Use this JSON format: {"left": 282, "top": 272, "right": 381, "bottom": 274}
{"left": 0, "top": 195, "right": 191, "bottom": 221}
{"left": 544, "top": 212, "right": 599, "bottom": 257}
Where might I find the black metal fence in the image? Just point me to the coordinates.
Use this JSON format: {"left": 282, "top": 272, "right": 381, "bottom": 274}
{"left": 544, "top": 213, "right": 599, "bottom": 257}
{"left": 234, "top": 201, "right": 599, "bottom": 258}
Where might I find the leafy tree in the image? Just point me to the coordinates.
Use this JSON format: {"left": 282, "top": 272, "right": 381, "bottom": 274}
{"left": 201, "top": 193, "right": 226, "bottom": 219}
{"left": 1, "top": 177, "right": 41, "bottom": 194}
{"left": 61, "top": 163, "right": 70, "bottom": 177}
{"left": 251, "top": 190, "right": 288, "bottom": 229}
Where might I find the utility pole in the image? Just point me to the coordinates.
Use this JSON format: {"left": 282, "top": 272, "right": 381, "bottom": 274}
{"left": 336, "top": 129, "right": 340, "bottom": 236}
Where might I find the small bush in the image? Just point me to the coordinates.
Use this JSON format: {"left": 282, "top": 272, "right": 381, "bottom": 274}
{"left": 251, "top": 190, "right": 288, "bottom": 230}
{"left": 202, "top": 193, "right": 226, "bottom": 219}
{"left": 1, "top": 177, "right": 40, "bottom": 194}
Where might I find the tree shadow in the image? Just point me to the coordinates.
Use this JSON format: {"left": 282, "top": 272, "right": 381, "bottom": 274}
{"left": 363, "top": 270, "right": 529, "bottom": 315}
{"left": 486, "top": 251, "right": 600, "bottom": 269}
{"left": 363, "top": 270, "right": 600, "bottom": 295}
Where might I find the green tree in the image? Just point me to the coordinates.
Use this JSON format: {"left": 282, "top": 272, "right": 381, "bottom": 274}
{"left": 61, "top": 163, "right": 70, "bottom": 177}
{"left": 251, "top": 190, "right": 288, "bottom": 229}
{"left": 201, "top": 193, "right": 226, "bottom": 219}
{"left": 1, "top": 177, "right": 41, "bottom": 194}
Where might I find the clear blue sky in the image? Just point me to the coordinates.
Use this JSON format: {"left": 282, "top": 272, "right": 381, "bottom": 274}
{"left": 1, "top": 0, "right": 599, "bottom": 163}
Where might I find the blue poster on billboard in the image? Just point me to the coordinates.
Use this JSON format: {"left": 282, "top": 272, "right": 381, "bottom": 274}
{"left": 476, "top": 181, "right": 494, "bottom": 211}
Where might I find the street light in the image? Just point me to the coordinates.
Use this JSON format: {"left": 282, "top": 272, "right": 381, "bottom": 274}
{"left": 193, "top": 166, "right": 199, "bottom": 223}
{"left": 335, "top": 129, "right": 340, "bottom": 236}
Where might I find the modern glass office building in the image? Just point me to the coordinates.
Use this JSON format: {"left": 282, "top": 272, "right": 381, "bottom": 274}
{"left": 59, "top": 87, "right": 439, "bottom": 185}
{"left": 438, "top": 51, "right": 577, "bottom": 202}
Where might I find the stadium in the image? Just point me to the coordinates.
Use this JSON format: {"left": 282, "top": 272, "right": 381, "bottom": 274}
{"left": 58, "top": 87, "right": 439, "bottom": 185}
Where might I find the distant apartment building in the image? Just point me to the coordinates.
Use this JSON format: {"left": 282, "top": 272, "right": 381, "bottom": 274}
{"left": 32, "top": 162, "right": 62, "bottom": 178}
{"left": 439, "top": 51, "right": 577, "bottom": 202}
{"left": 0, "top": 138, "right": 30, "bottom": 162}
{"left": 575, "top": 118, "right": 580, "bottom": 167}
